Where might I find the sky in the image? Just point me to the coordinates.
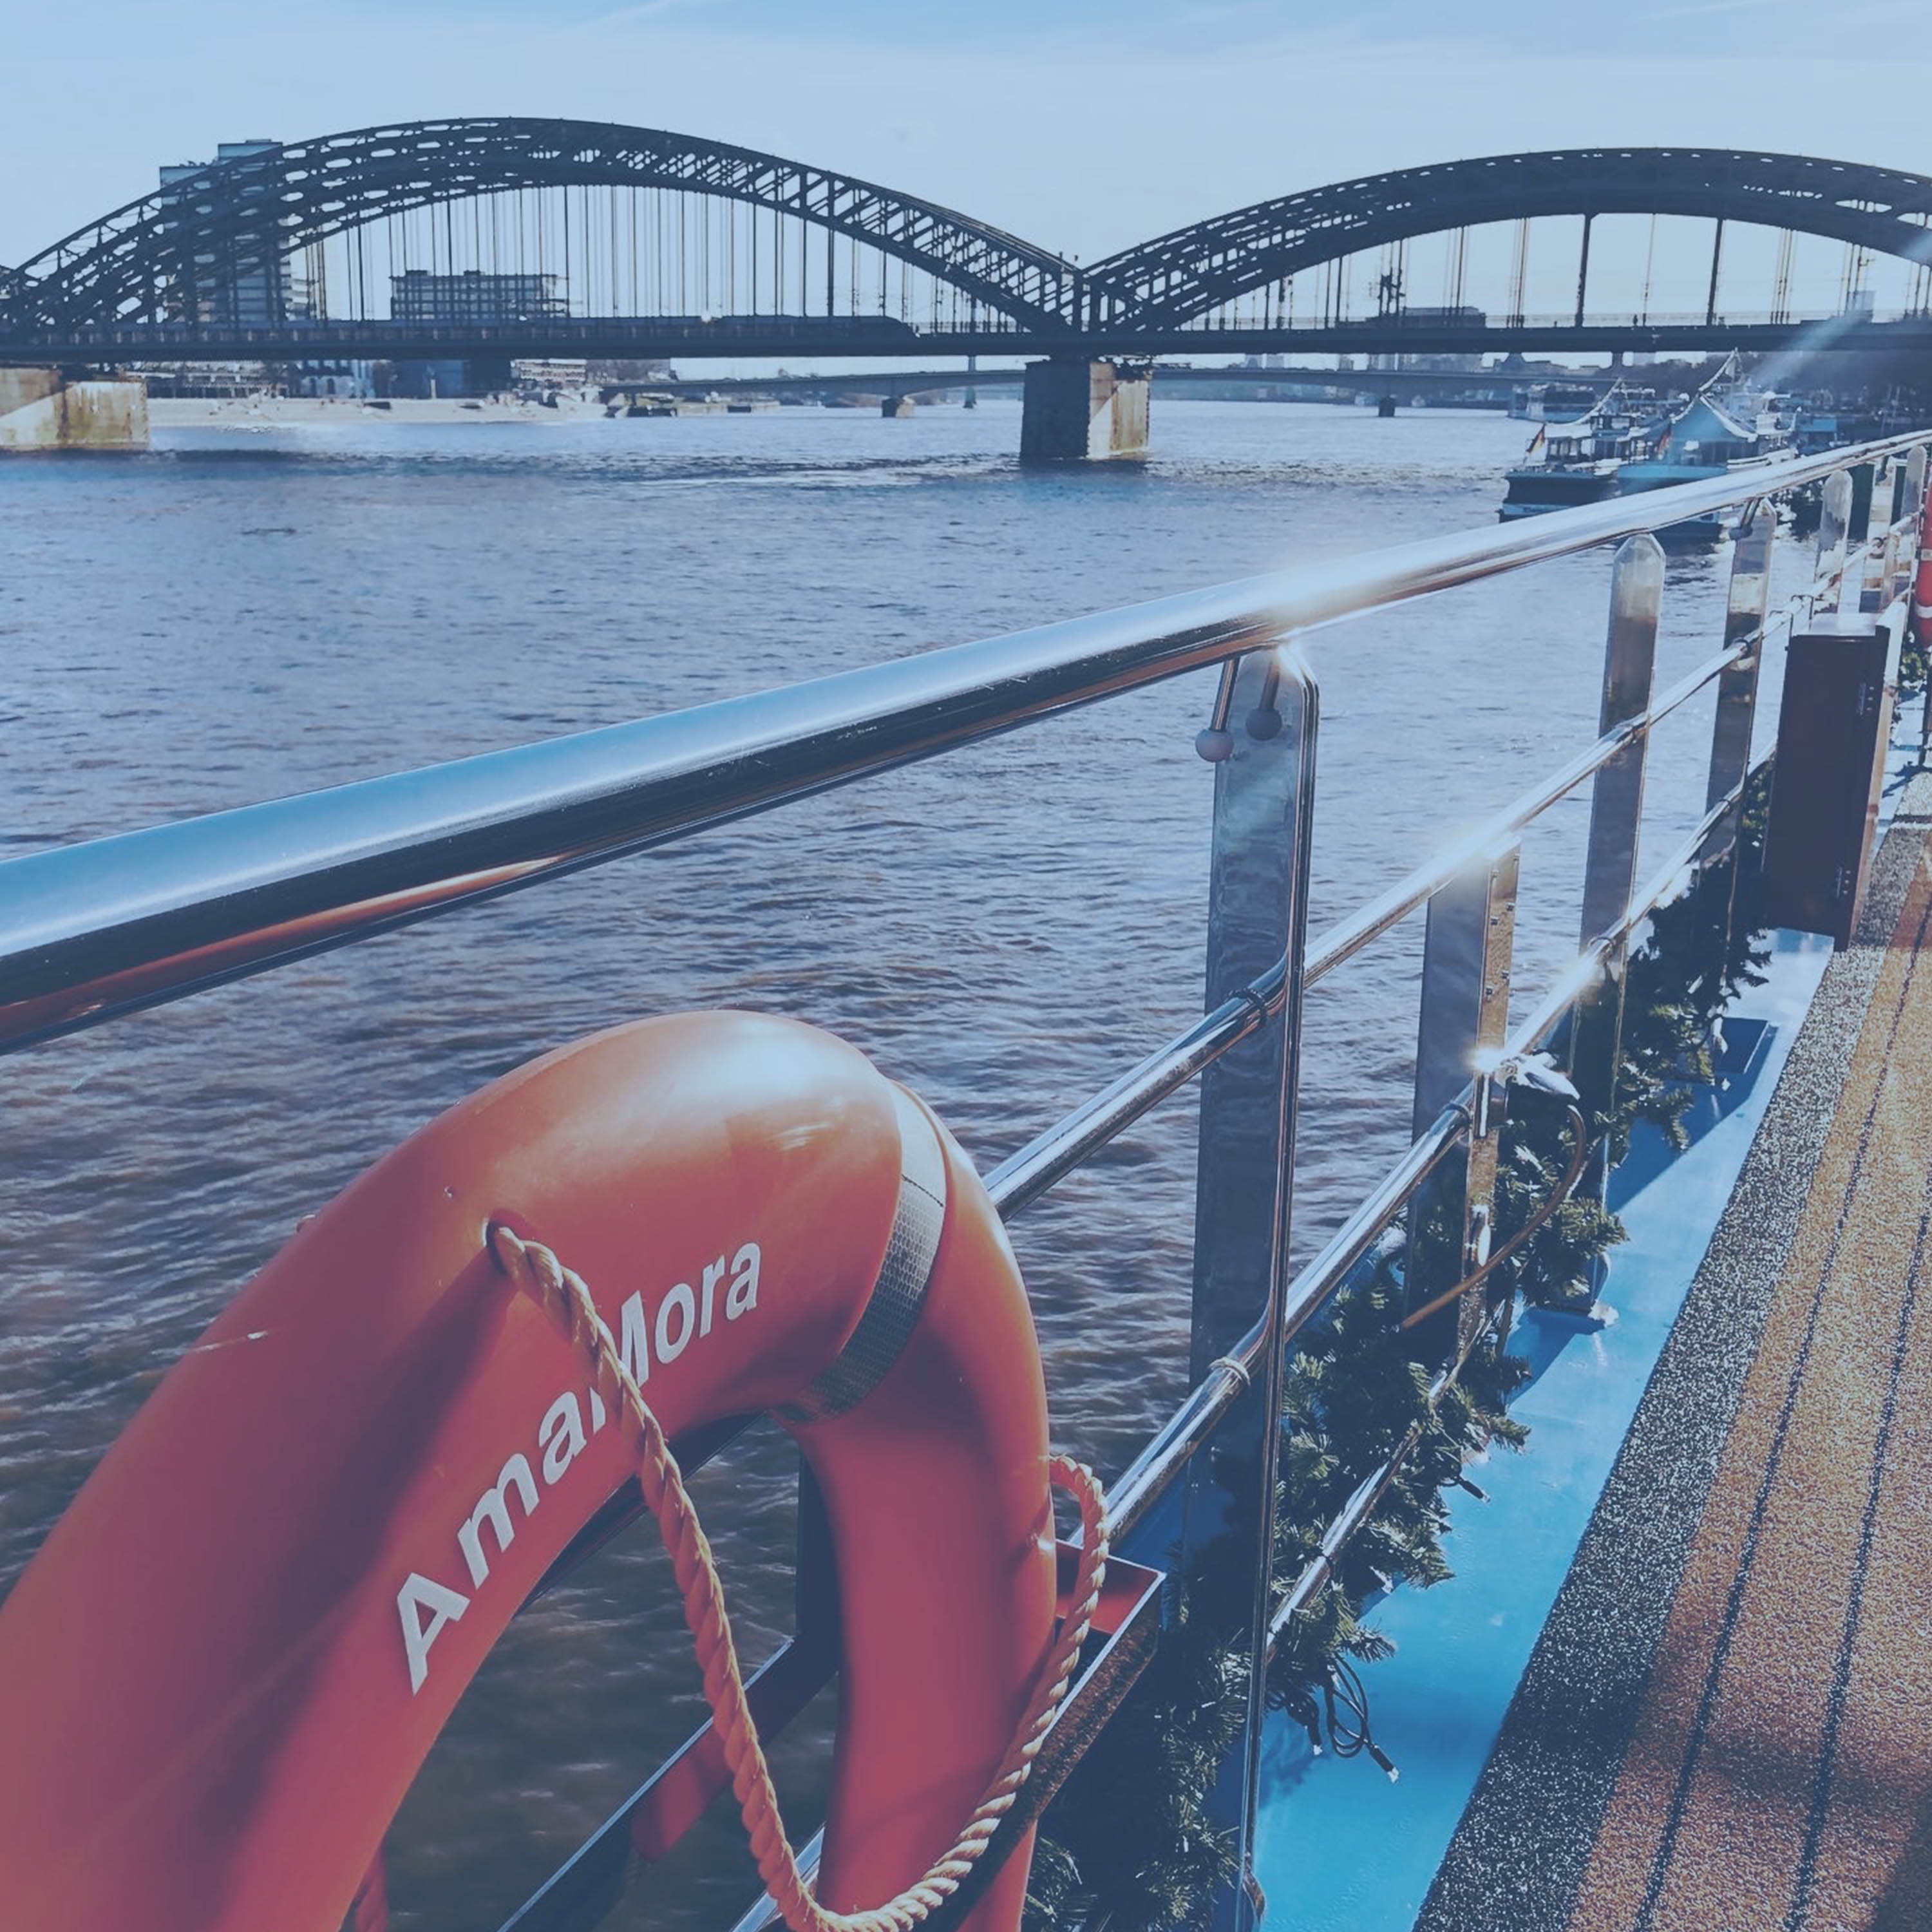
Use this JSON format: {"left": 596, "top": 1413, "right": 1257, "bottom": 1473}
{"left": 5, "top": 0, "right": 1931, "bottom": 305}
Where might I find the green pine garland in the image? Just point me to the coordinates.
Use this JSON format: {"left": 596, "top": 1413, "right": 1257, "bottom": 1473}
{"left": 1900, "top": 638, "right": 1927, "bottom": 704}
{"left": 1269, "top": 1262, "right": 1529, "bottom": 1687}
{"left": 1023, "top": 777, "right": 1775, "bottom": 1932}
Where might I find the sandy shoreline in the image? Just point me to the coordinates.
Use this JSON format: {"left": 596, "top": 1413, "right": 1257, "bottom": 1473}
{"left": 147, "top": 393, "right": 609, "bottom": 428}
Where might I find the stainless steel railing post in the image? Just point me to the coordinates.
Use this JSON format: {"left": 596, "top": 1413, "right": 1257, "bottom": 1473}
{"left": 1813, "top": 468, "right": 1853, "bottom": 621}
{"left": 1902, "top": 444, "right": 1927, "bottom": 563}
{"left": 1568, "top": 535, "right": 1664, "bottom": 1302}
{"left": 1183, "top": 643, "right": 1318, "bottom": 1932}
{"left": 1702, "top": 502, "right": 1776, "bottom": 865}
{"left": 1903, "top": 446, "right": 1932, "bottom": 767}
{"left": 1878, "top": 455, "right": 1911, "bottom": 607}
{"left": 1404, "top": 838, "right": 1520, "bottom": 1359}
{"left": 1848, "top": 459, "right": 1877, "bottom": 548}
{"left": 1694, "top": 502, "right": 1778, "bottom": 971}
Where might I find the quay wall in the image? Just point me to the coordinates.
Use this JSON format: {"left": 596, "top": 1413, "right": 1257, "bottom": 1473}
{"left": 0, "top": 370, "right": 149, "bottom": 451}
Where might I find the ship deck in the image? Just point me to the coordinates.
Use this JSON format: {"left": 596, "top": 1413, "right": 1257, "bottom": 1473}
{"left": 1422, "top": 769, "right": 1932, "bottom": 1932}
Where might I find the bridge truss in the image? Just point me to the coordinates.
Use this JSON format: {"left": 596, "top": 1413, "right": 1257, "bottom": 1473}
{"left": 1, "top": 118, "right": 1084, "bottom": 341}
{"left": 1082, "top": 149, "right": 1932, "bottom": 333}
{"left": 5, "top": 133, "right": 1932, "bottom": 365}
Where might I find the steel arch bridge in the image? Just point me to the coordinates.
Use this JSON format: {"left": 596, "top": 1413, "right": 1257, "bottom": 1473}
{"left": 1081, "top": 147, "right": 1932, "bottom": 330}
{"left": 3, "top": 116, "right": 1083, "bottom": 336}
{"left": 5, "top": 129, "right": 1932, "bottom": 359}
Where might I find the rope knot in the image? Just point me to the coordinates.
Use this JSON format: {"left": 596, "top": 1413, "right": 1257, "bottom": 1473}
{"left": 489, "top": 1221, "right": 584, "bottom": 1340}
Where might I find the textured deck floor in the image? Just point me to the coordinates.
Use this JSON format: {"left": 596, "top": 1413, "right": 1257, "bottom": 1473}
{"left": 1419, "top": 783, "right": 1932, "bottom": 1932}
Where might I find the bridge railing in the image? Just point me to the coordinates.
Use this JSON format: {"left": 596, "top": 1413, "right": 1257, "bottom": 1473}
{"left": 1175, "top": 306, "right": 1918, "bottom": 332}
{"left": 0, "top": 429, "right": 1925, "bottom": 1932}
{"left": 6, "top": 308, "right": 1927, "bottom": 364}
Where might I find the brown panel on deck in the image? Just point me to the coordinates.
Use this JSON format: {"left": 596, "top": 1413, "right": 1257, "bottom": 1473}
{"left": 1565, "top": 840, "right": 1932, "bottom": 1932}
{"left": 1762, "top": 621, "right": 1896, "bottom": 949}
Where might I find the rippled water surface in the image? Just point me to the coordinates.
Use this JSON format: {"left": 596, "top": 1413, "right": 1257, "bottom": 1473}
{"left": 0, "top": 400, "right": 1810, "bottom": 1928}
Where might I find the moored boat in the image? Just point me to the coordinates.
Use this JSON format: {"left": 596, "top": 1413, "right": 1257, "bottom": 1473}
{"left": 1614, "top": 374, "right": 1779, "bottom": 542}
{"left": 1499, "top": 384, "right": 1653, "bottom": 520}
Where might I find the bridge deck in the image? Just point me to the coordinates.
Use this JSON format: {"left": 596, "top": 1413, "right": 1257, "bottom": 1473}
{"left": 1421, "top": 775, "right": 1932, "bottom": 1932}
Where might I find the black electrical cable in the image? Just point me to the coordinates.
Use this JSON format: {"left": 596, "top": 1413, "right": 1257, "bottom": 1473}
{"left": 1399, "top": 1103, "right": 1590, "bottom": 1332}
{"left": 1276, "top": 1656, "right": 1398, "bottom": 1778}
{"left": 1323, "top": 1656, "right": 1399, "bottom": 1779}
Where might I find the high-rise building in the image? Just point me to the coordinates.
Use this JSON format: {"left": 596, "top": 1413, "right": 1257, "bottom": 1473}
{"left": 158, "top": 141, "right": 292, "bottom": 326}
{"left": 150, "top": 141, "right": 370, "bottom": 396}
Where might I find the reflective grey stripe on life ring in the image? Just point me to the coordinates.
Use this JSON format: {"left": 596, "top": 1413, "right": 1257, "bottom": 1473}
{"left": 775, "top": 1086, "right": 949, "bottom": 1426}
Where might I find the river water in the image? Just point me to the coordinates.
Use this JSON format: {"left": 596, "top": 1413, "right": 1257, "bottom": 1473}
{"left": 0, "top": 399, "right": 1808, "bottom": 1929}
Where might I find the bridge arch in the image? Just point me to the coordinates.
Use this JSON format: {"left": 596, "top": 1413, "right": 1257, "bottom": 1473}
{"left": 1083, "top": 149, "right": 1932, "bottom": 328}
{"left": 4, "top": 117, "right": 1082, "bottom": 334}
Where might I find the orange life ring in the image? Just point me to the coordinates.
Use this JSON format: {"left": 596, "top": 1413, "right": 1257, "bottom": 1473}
{"left": 0, "top": 1012, "right": 1061, "bottom": 1932}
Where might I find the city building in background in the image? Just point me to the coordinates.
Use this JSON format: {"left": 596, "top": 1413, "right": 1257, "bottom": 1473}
{"left": 292, "top": 359, "right": 375, "bottom": 399}
{"left": 152, "top": 139, "right": 369, "bottom": 393}
{"left": 388, "top": 269, "right": 565, "bottom": 397}
{"left": 388, "top": 269, "right": 564, "bottom": 327}
{"left": 156, "top": 141, "right": 317, "bottom": 327}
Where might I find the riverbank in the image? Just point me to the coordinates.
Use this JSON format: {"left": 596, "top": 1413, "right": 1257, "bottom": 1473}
{"left": 146, "top": 393, "right": 609, "bottom": 429}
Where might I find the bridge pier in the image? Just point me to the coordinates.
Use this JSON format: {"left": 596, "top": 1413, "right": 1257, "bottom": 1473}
{"left": 0, "top": 368, "right": 148, "bottom": 452}
{"left": 1019, "top": 357, "right": 1150, "bottom": 462}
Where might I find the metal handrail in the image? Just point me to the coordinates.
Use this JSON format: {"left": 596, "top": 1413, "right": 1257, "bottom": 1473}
{"left": 990, "top": 607, "right": 1774, "bottom": 1293}
{"left": 2, "top": 431, "right": 1922, "bottom": 1054}
{"left": 1257, "top": 747, "right": 1784, "bottom": 1661}
{"left": 1104, "top": 761, "right": 1762, "bottom": 1556}
{"left": 1108, "top": 1099, "right": 1467, "bottom": 1542}
{"left": 1303, "top": 625, "right": 1762, "bottom": 990}
{"left": 986, "top": 977, "right": 1274, "bottom": 1217}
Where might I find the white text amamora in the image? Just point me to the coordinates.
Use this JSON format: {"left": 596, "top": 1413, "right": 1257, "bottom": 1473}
{"left": 396, "top": 1241, "right": 761, "bottom": 1692}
